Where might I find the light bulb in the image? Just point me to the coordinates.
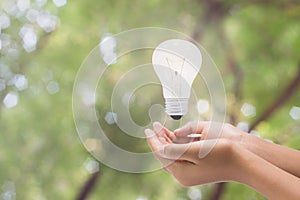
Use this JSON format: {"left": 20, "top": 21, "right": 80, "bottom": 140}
{"left": 152, "top": 39, "right": 202, "bottom": 120}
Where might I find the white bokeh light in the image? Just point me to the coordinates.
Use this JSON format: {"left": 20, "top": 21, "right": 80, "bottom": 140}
{"left": 196, "top": 99, "right": 209, "bottom": 114}
{"left": 46, "top": 81, "right": 59, "bottom": 95}
{"left": 104, "top": 112, "right": 118, "bottom": 125}
{"left": 83, "top": 157, "right": 99, "bottom": 174}
{"left": 19, "top": 24, "right": 37, "bottom": 52}
{"left": 100, "top": 34, "right": 116, "bottom": 54}
{"left": 78, "top": 83, "right": 96, "bottom": 106}
{"left": 52, "top": 0, "right": 67, "bottom": 7}
{"left": 136, "top": 196, "right": 148, "bottom": 200}
{"left": 22, "top": 30, "right": 37, "bottom": 52}
{"left": 0, "top": 13, "right": 10, "bottom": 29}
{"left": 3, "top": 92, "right": 19, "bottom": 108}
{"left": 81, "top": 90, "right": 96, "bottom": 106}
{"left": 26, "top": 9, "right": 39, "bottom": 23}
{"left": 289, "top": 106, "right": 300, "bottom": 120}
{"left": 0, "top": 181, "right": 16, "bottom": 200}
{"left": 102, "top": 52, "right": 117, "bottom": 65}
{"left": 37, "top": 11, "right": 59, "bottom": 33}
{"left": 236, "top": 121, "right": 249, "bottom": 132}
{"left": 2, "top": 1, "right": 18, "bottom": 16}
{"left": 13, "top": 74, "right": 28, "bottom": 90}
{"left": 19, "top": 24, "right": 31, "bottom": 38}
{"left": 241, "top": 103, "right": 256, "bottom": 118}
{"left": 99, "top": 34, "right": 117, "bottom": 65}
{"left": 187, "top": 187, "right": 202, "bottom": 200}
{"left": 17, "top": 0, "right": 30, "bottom": 12}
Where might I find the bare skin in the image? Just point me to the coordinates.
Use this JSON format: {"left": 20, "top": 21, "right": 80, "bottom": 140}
{"left": 145, "top": 121, "right": 300, "bottom": 200}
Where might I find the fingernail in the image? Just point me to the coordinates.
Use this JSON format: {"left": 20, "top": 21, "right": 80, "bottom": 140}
{"left": 144, "top": 129, "right": 154, "bottom": 137}
{"left": 153, "top": 122, "right": 163, "bottom": 132}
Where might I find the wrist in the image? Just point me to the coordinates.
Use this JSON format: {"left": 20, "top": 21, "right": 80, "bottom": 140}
{"left": 225, "top": 141, "right": 253, "bottom": 182}
{"left": 213, "top": 139, "right": 253, "bottom": 182}
{"left": 231, "top": 145, "right": 300, "bottom": 199}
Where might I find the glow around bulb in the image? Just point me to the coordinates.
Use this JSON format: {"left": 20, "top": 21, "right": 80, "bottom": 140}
{"left": 152, "top": 39, "right": 202, "bottom": 120}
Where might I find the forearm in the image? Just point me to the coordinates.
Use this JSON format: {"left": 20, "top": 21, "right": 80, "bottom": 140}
{"left": 234, "top": 145, "right": 300, "bottom": 199}
{"left": 242, "top": 134, "right": 300, "bottom": 178}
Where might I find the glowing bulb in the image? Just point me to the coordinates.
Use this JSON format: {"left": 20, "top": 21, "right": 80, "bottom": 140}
{"left": 152, "top": 39, "right": 202, "bottom": 120}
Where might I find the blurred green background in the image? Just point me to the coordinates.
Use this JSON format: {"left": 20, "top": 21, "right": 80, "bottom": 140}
{"left": 1, "top": 0, "right": 300, "bottom": 199}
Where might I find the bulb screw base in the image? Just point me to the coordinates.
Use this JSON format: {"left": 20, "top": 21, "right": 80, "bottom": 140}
{"left": 165, "top": 98, "right": 188, "bottom": 120}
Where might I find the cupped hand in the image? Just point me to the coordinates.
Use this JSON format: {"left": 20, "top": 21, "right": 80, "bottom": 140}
{"left": 145, "top": 122, "right": 243, "bottom": 186}
{"left": 173, "top": 121, "right": 246, "bottom": 144}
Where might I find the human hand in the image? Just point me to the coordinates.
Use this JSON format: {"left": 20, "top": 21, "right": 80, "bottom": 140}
{"left": 145, "top": 121, "right": 300, "bottom": 200}
{"left": 171, "top": 121, "right": 300, "bottom": 183}
{"left": 145, "top": 122, "right": 243, "bottom": 186}
{"left": 173, "top": 121, "right": 246, "bottom": 144}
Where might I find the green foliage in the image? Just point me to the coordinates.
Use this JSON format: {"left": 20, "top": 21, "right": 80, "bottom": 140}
{"left": 1, "top": 0, "right": 300, "bottom": 199}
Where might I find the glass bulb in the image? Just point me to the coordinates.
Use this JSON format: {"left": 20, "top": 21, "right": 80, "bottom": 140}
{"left": 152, "top": 39, "right": 202, "bottom": 120}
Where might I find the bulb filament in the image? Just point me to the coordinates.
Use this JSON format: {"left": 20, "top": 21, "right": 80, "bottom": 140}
{"left": 165, "top": 57, "right": 185, "bottom": 96}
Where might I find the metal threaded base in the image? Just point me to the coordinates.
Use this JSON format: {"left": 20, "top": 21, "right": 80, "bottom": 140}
{"left": 165, "top": 98, "right": 188, "bottom": 119}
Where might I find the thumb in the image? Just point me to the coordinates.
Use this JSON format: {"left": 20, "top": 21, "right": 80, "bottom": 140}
{"left": 161, "top": 140, "right": 220, "bottom": 162}
{"left": 153, "top": 121, "right": 165, "bottom": 134}
{"left": 161, "top": 142, "right": 201, "bottom": 163}
{"left": 174, "top": 121, "right": 207, "bottom": 137}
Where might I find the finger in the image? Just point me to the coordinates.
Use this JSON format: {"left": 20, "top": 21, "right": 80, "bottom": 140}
{"left": 153, "top": 122, "right": 175, "bottom": 142}
{"left": 145, "top": 129, "right": 161, "bottom": 152}
{"left": 172, "top": 136, "right": 194, "bottom": 144}
{"left": 162, "top": 139, "right": 221, "bottom": 163}
{"left": 174, "top": 121, "right": 208, "bottom": 137}
{"left": 153, "top": 122, "right": 164, "bottom": 134}
{"left": 161, "top": 142, "right": 202, "bottom": 163}
{"left": 165, "top": 129, "right": 176, "bottom": 142}
{"left": 145, "top": 129, "right": 195, "bottom": 175}
{"left": 145, "top": 129, "right": 175, "bottom": 169}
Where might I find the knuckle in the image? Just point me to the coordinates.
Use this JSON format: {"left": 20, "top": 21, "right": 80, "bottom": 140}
{"left": 218, "top": 138, "right": 234, "bottom": 151}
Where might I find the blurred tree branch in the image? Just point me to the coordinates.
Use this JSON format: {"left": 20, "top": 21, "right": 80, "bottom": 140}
{"left": 192, "top": 0, "right": 229, "bottom": 41}
{"left": 75, "top": 171, "right": 100, "bottom": 200}
{"left": 250, "top": 61, "right": 300, "bottom": 130}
